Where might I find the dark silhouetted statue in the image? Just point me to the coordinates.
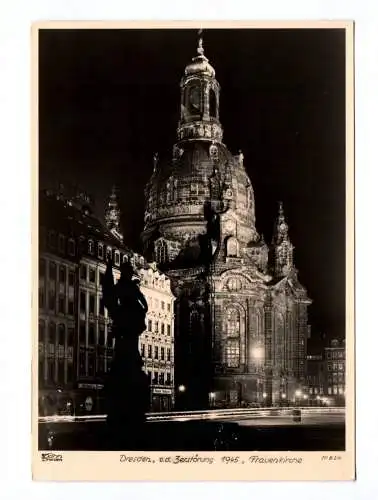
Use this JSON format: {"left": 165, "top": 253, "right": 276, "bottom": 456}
{"left": 102, "top": 258, "right": 150, "bottom": 447}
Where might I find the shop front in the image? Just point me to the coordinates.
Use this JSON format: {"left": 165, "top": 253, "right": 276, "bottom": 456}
{"left": 151, "top": 387, "right": 174, "bottom": 412}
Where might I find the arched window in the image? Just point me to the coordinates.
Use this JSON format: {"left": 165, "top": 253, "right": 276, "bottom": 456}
{"left": 156, "top": 240, "right": 168, "bottom": 264}
{"left": 209, "top": 88, "right": 217, "bottom": 118}
{"left": 88, "top": 240, "right": 94, "bottom": 255}
{"left": 226, "top": 237, "right": 239, "bottom": 258}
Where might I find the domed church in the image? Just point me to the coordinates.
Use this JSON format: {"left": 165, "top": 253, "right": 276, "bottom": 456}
{"left": 141, "top": 33, "right": 311, "bottom": 409}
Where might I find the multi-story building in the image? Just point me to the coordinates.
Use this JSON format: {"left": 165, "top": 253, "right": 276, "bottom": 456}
{"left": 38, "top": 187, "right": 175, "bottom": 415}
{"left": 306, "top": 353, "right": 325, "bottom": 404}
{"left": 138, "top": 264, "right": 175, "bottom": 411}
{"left": 324, "top": 338, "right": 345, "bottom": 405}
{"left": 141, "top": 35, "right": 312, "bottom": 409}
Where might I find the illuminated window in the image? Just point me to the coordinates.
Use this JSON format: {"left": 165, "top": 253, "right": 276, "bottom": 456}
{"left": 98, "top": 244, "right": 104, "bottom": 259}
{"left": 88, "top": 240, "right": 94, "bottom": 255}
{"left": 115, "top": 251, "right": 120, "bottom": 265}
{"left": 226, "top": 237, "right": 239, "bottom": 258}
{"left": 156, "top": 240, "right": 168, "bottom": 264}
{"left": 224, "top": 339, "right": 240, "bottom": 368}
{"left": 226, "top": 308, "right": 240, "bottom": 336}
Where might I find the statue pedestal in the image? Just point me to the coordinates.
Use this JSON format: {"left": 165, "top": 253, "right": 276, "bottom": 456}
{"left": 104, "top": 336, "right": 150, "bottom": 448}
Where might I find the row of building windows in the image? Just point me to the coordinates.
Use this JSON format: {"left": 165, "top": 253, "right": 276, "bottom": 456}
{"left": 39, "top": 322, "right": 74, "bottom": 346}
{"left": 146, "top": 319, "right": 171, "bottom": 336}
{"left": 39, "top": 288, "right": 75, "bottom": 315}
{"left": 39, "top": 259, "right": 75, "bottom": 286}
{"left": 308, "top": 387, "right": 325, "bottom": 395}
{"left": 327, "top": 362, "right": 344, "bottom": 372}
{"left": 44, "top": 231, "right": 76, "bottom": 257}
{"left": 141, "top": 344, "right": 172, "bottom": 361}
{"left": 145, "top": 371, "right": 172, "bottom": 386}
{"left": 328, "top": 373, "right": 345, "bottom": 383}
{"left": 145, "top": 296, "right": 171, "bottom": 312}
{"left": 39, "top": 358, "right": 74, "bottom": 385}
{"left": 328, "top": 386, "right": 344, "bottom": 395}
{"left": 326, "top": 350, "right": 345, "bottom": 360}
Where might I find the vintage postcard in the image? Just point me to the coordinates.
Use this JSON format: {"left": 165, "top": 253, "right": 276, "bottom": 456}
{"left": 32, "top": 20, "right": 355, "bottom": 481}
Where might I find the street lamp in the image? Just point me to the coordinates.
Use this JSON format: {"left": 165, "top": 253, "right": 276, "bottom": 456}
{"left": 178, "top": 384, "right": 186, "bottom": 393}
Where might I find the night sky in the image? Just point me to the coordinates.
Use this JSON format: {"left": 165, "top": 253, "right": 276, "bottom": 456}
{"left": 39, "top": 28, "right": 346, "bottom": 341}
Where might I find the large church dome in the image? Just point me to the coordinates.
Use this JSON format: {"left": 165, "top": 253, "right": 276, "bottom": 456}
{"left": 142, "top": 35, "right": 260, "bottom": 267}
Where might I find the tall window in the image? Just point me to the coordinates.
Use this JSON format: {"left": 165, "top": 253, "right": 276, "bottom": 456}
{"left": 89, "top": 268, "right": 96, "bottom": 283}
{"left": 148, "top": 319, "right": 152, "bottom": 332}
{"left": 226, "top": 308, "right": 240, "bottom": 336}
{"left": 98, "top": 244, "right": 104, "bottom": 259}
{"left": 225, "top": 340, "right": 240, "bottom": 368}
{"left": 167, "top": 324, "right": 171, "bottom": 336}
{"left": 88, "top": 324, "right": 95, "bottom": 346}
{"left": 58, "top": 235, "right": 65, "bottom": 253}
{"left": 58, "top": 324, "right": 65, "bottom": 346}
{"left": 209, "top": 88, "right": 217, "bottom": 118}
{"left": 98, "top": 325, "right": 105, "bottom": 345}
{"left": 80, "top": 292, "right": 86, "bottom": 313}
{"left": 88, "top": 240, "right": 94, "bottom": 255}
{"left": 167, "top": 348, "right": 171, "bottom": 362}
{"left": 161, "top": 347, "right": 165, "bottom": 360}
{"left": 80, "top": 264, "right": 87, "bottom": 281}
{"left": 48, "top": 322, "right": 55, "bottom": 345}
{"left": 79, "top": 321, "right": 86, "bottom": 344}
{"left": 67, "top": 327, "right": 74, "bottom": 348}
{"left": 154, "top": 346, "right": 159, "bottom": 360}
{"left": 156, "top": 240, "right": 168, "bottom": 264}
{"left": 89, "top": 294, "right": 95, "bottom": 314}
{"left": 49, "top": 262, "right": 56, "bottom": 281}
{"left": 161, "top": 323, "right": 165, "bottom": 335}
{"left": 155, "top": 321, "right": 159, "bottom": 334}
{"left": 67, "top": 239, "right": 76, "bottom": 256}
{"left": 39, "top": 258, "right": 46, "bottom": 278}
{"left": 141, "top": 344, "right": 145, "bottom": 358}
{"left": 148, "top": 345, "right": 152, "bottom": 358}
{"left": 224, "top": 307, "right": 241, "bottom": 368}
{"left": 39, "top": 320, "right": 45, "bottom": 343}
{"left": 68, "top": 271, "right": 74, "bottom": 287}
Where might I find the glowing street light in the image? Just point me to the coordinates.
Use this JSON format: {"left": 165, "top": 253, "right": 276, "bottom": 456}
{"left": 251, "top": 345, "right": 264, "bottom": 360}
{"left": 295, "top": 389, "right": 302, "bottom": 398}
{"left": 303, "top": 394, "right": 308, "bottom": 400}
{"left": 262, "top": 392, "right": 267, "bottom": 399}
{"left": 281, "top": 393, "right": 287, "bottom": 399}
{"left": 178, "top": 385, "right": 186, "bottom": 393}
{"left": 209, "top": 392, "right": 216, "bottom": 399}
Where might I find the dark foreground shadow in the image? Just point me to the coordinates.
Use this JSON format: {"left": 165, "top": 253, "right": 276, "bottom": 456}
{"left": 39, "top": 420, "right": 345, "bottom": 452}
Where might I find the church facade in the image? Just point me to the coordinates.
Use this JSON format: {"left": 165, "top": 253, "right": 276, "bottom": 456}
{"left": 141, "top": 36, "right": 311, "bottom": 409}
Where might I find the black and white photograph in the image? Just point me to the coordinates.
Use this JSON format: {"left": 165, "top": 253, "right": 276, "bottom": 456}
{"left": 34, "top": 22, "right": 354, "bottom": 479}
